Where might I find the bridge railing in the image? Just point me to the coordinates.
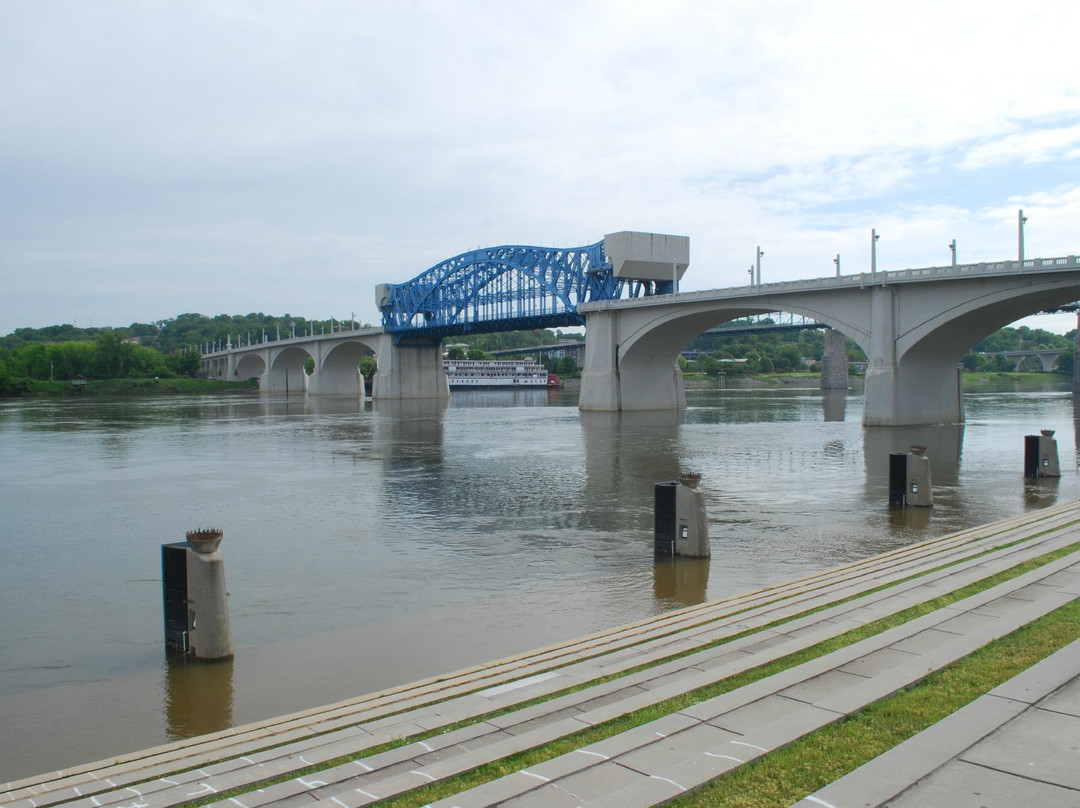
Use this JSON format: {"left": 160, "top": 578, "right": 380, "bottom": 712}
{"left": 581, "top": 254, "right": 1080, "bottom": 308}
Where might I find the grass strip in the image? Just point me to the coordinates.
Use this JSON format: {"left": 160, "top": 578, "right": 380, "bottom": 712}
{"left": 667, "top": 595, "right": 1080, "bottom": 807}
{"left": 286, "top": 541, "right": 1080, "bottom": 808}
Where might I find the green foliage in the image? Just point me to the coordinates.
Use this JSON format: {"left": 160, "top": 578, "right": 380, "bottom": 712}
{"left": 444, "top": 329, "right": 576, "bottom": 354}
{"left": 467, "top": 348, "right": 493, "bottom": 360}
{"left": 445, "top": 346, "right": 467, "bottom": 360}
{"left": 556, "top": 355, "right": 579, "bottom": 376}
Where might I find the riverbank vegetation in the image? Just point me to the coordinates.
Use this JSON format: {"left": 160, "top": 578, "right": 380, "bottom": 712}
{"left": 2, "top": 314, "right": 1073, "bottom": 396}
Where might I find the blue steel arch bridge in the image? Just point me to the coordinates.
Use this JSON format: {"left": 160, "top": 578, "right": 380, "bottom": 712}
{"left": 376, "top": 237, "right": 677, "bottom": 341}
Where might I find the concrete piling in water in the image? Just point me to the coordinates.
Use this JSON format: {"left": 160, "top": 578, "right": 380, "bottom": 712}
{"left": 1024, "top": 430, "right": 1061, "bottom": 478}
{"left": 654, "top": 472, "right": 711, "bottom": 558}
{"left": 162, "top": 528, "right": 234, "bottom": 661}
{"left": 889, "top": 446, "right": 933, "bottom": 509}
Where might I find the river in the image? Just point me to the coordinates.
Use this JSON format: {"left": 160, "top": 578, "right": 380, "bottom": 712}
{"left": 1, "top": 381, "right": 1077, "bottom": 781}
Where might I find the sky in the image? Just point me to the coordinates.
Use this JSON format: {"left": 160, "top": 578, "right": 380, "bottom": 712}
{"left": 3, "top": 0, "right": 1080, "bottom": 337}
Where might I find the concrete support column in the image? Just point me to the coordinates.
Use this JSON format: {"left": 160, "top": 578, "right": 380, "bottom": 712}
{"left": 863, "top": 287, "right": 964, "bottom": 426}
{"left": 579, "top": 310, "right": 621, "bottom": 411}
{"left": 863, "top": 286, "right": 899, "bottom": 425}
{"left": 579, "top": 310, "right": 686, "bottom": 412}
{"left": 1073, "top": 313, "right": 1080, "bottom": 394}
{"left": 820, "top": 328, "right": 849, "bottom": 390}
{"left": 371, "top": 337, "right": 449, "bottom": 400}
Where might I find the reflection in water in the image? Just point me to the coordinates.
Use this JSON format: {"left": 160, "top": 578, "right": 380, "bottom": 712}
{"left": 887, "top": 504, "right": 932, "bottom": 532}
{"left": 821, "top": 389, "right": 847, "bottom": 422}
{"left": 653, "top": 557, "right": 710, "bottom": 608}
{"left": 1023, "top": 475, "right": 1061, "bottom": 508}
{"left": 580, "top": 410, "right": 684, "bottom": 534}
{"left": 863, "top": 424, "right": 964, "bottom": 490}
{"left": 164, "top": 657, "right": 234, "bottom": 740}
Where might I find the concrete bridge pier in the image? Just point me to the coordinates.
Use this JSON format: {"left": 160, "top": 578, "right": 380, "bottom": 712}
{"left": 861, "top": 286, "right": 964, "bottom": 426}
{"left": 1074, "top": 312, "right": 1080, "bottom": 394}
{"left": 820, "top": 328, "right": 849, "bottom": 389}
{"left": 370, "top": 336, "right": 450, "bottom": 401}
{"left": 579, "top": 310, "right": 686, "bottom": 412}
{"left": 863, "top": 362, "right": 963, "bottom": 426}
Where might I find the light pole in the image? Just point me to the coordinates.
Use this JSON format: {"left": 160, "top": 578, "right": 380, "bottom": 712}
{"left": 948, "top": 239, "right": 957, "bottom": 267}
{"left": 1018, "top": 209, "right": 1028, "bottom": 268}
{"left": 833, "top": 254, "right": 840, "bottom": 277}
{"left": 748, "top": 266, "right": 754, "bottom": 285}
{"left": 756, "top": 246, "right": 764, "bottom": 286}
{"left": 871, "top": 229, "right": 880, "bottom": 274}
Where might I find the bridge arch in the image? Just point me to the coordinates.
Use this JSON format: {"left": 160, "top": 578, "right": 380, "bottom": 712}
{"left": 581, "top": 299, "right": 865, "bottom": 412}
{"left": 313, "top": 338, "right": 378, "bottom": 395}
{"left": 377, "top": 240, "right": 665, "bottom": 339}
{"left": 266, "top": 345, "right": 315, "bottom": 394}
{"left": 234, "top": 353, "right": 266, "bottom": 381}
{"left": 581, "top": 263, "right": 1080, "bottom": 423}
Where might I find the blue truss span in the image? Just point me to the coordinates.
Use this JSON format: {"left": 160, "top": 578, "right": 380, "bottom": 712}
{"left": 377, "top": 239, "right": 667, "bottom": 339}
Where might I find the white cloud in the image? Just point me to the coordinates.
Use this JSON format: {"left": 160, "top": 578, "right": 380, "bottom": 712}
{"left": 3, "top": 0, "right": 1080, "bottom": 334}
{"left": 960, "top": 124, "right": 1080, "bottom": 169}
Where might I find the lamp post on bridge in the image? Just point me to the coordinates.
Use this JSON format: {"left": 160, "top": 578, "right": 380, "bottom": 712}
{"left": 833, "top": 254, "right": 840, "bottom": 277}
{"left": 1018, "top": 209, "right": 1028, "bottom": 269}
{"left": 949, "top": 239, "right": 957, "bottom": 267}
{"left": 871, "top": 229, "right": 880, "bottom": 275}
{"left": 755, "top": 246, "right": 764, "bottom": 287}
{"left": 748, "top": 266, "right": 754, "bottom": 285}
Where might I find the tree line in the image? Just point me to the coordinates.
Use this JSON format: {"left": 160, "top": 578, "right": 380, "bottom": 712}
{"left": 680, "top": 322, "right": 1075, "bottom": 377}
{"left": 2, "top": 315, "right": 1073, "bottom": 395}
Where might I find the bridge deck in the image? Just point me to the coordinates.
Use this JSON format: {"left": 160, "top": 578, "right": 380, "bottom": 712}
{"left": 5, "top": 501, "right": 1080, "bottom": 807}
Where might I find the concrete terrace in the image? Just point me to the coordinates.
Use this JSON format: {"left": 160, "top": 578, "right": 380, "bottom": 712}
{"left": 5, "top": 501, "right": 1080, "bottom": 807}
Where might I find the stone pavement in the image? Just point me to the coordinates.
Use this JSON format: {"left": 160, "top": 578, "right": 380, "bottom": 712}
{"left": 4, "top": 500, "right": 1080, "bottom": 808}
{"left": 794, "top": 637, "right": 1080, "bottom": 808}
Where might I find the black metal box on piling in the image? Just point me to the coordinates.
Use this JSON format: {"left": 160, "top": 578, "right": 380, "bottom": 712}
{"left": 161, "top": 543, "right": 189, "bottom": 654}
{"left": 1024, "top": 434, "right": 1041, "bottom": 477}
{"left": 888, "top": 452, "right": 908, "bottom": 508}
{"left": 654, "top": 481, "right": 678, "bottom": 555}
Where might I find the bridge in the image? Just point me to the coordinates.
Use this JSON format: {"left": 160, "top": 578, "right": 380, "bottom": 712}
{"left": 201, "top": 231, "right": 1080, "bottom": 426}
{"left": 981, "top": 348, "right": 1067, "bottom": 372}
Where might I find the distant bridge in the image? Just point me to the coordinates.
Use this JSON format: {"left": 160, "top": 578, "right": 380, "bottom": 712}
{"left": 202, "top": 231, "right": 1080, "bottom": 425}
{"left": 981, "top": 349, "right": 1067, "bottom": 372}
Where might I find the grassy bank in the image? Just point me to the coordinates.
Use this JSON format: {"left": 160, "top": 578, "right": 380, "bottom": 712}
{"left": 682, "top": 370, "right": 1072, "bottom": 389}
{"left": 8, "top": 377, "right": 258, "bottom": 397}
{"left": 961, "top": 370, "right": 1069, "bottom": 386}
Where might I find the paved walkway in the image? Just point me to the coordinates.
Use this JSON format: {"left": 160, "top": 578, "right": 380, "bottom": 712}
{"left": 794, "top": 638, "right": 1080, "bottom": 808}
{"left": 4, "top": 501, "right": 1080, "bottom": 808}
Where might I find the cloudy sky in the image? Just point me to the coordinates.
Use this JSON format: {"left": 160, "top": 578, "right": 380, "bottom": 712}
{"left": 3, "top": 0, "right": 1080, "bottom": 337}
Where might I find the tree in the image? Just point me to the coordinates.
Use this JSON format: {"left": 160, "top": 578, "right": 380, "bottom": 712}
{"left": 446, "top": 346, "right": 467, "bottom": 360}
{"left": 94, "top": 330, "right": 135, "bottom": 378}
{"left": 557, "top": 355, "right": 578, "bottom": 376}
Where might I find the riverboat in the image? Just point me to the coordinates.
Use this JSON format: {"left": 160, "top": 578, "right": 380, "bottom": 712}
{"left": 443, "top": 358, "right": 549, "bottom": 388}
